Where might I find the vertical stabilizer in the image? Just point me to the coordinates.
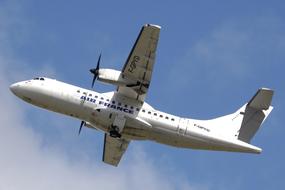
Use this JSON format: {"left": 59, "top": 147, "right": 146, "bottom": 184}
{"left": 202, "top": 88, "right": 274, "bottom": 144}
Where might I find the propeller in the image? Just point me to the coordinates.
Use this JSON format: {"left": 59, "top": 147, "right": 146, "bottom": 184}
{"left": 78, "top": 121, "right": 86, "bottom": 135}
{"left": 89, "top": 53, "right": 101, "bottom": 88}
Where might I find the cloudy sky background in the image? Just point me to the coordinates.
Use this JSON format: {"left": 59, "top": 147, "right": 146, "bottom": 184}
{"left": 0, "top": 0, "right": 284, "bottom": 189}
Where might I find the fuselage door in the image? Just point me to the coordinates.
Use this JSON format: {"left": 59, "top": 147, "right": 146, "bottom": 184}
{"left": 178, "top": 118, "right": 188, "bottom": 135}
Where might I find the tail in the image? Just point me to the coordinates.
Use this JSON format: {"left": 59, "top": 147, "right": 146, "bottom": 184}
{"left": 207, "top": 88, "right": 274, "bottom": 143}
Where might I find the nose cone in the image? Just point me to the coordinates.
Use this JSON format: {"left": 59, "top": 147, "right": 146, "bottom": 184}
{"left": 10, "top": 81, "right": 35, "bottom": 103}
{"left": 10, "top": 82, "right": 26, "bottom": 98}
{"left": 10, "top": 83, "right": 20, "bottom": 96}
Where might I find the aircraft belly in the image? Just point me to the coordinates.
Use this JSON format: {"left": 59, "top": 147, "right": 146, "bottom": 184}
{"left": 143, "top": 121, "right": 225, "bottom": 150}
{"left": 147, "top": 125, "right": 257, "bottom": 153}
{"left": 121, "top": 126, "right": 150, "bottom": 140}
{"left": 148, "top": 128, "right": 219, "bottom": 150}
{"left": 86, "top": 108, "right": 149, "bottom": 140}
{"left": 88, "top": 117, "right": 150, "bottom": 140}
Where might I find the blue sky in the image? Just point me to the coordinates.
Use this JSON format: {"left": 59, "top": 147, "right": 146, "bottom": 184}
{"left": 0, "top": 0, "right": 284, "bottom": 189}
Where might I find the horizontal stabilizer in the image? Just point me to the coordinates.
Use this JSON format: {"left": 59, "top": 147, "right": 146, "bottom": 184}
{"left": 248, "top": 88, "right": 274, "bottom": 110}
{"left": 238, "top": 88, "right": 274, "bottom": 143}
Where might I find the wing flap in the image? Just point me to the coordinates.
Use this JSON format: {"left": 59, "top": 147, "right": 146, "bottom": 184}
{"left": 102, "top": 134, "right": 130, "bottom": 166}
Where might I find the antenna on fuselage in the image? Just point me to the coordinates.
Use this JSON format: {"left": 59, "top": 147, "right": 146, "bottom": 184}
{"left": 89, "top": 53, "right": 101, "bottom": 88}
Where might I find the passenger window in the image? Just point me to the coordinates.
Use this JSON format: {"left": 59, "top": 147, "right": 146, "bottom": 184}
{"left": 130, "top": 106, "right": 134, "bottom": 109}
{"left": 124, "top": 104, "right": 128, "bottom": 108}
{"left": 89, "top": 94, "right": 92, "bottom": 97}
{"left": 165, "top": 116, "right": 169, "bottom": 119}
{"left": 148, "top": 111, "right": 151, "bottom": 114}
{"left": 171, "top": 118, "right": 175, "bottom": 121}
{"left": 106, "top": 99, "right": 110, "bottom": 102}
{"left": 100, "top": 97, "right": 104, "bottom": 100}
{"left": 136, "top": 108, "right": 140, "bottom": 111}
{"left": 95, "top": 95, "right": 98, "bottom": 98}
{"left": 112, "top": 101, "right": 115, "bottom": 104}
{"left": 154, "top": 113, "right": 157, "bottom": 116}
{"left": 160, "top": 115, "right": 163, "bottom": 118}
{"left": 142, "top": 110, "right": 145, "bottom": 112}
{"left": 40, "top": 78, "right": 45, "bottom": 81}
{"left": 77, "top": 90, "right": 80, "bottom": 93}
{"left": 118, "top": 102, "right": 122, "bottom": 106}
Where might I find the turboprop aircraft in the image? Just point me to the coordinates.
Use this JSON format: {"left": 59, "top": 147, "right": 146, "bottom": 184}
{"left": 10, "top": 24, "right": 274, "bottom": 166}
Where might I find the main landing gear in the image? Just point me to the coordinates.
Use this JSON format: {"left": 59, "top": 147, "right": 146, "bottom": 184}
{"left": 109, "top": 114, "right": 126, "bottom": 138}
{"left": 109, "top": 125, "right": 122, "bottom": 138}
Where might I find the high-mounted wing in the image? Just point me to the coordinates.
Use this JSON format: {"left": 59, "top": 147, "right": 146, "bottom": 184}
{"left": 102, "top": 134, "right": 130, "bottom": 166}
{"left": 117, "top": 24, "right": 161, "bottom": 102}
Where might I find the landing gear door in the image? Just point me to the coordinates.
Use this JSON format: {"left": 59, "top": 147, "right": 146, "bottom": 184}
{"left": 178, "top": 118, "right": 188, "bottom": 135}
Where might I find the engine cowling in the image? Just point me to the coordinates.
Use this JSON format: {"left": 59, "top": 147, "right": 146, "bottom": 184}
{"left": 97, "top": 69, "right": 137, "bottom": 87}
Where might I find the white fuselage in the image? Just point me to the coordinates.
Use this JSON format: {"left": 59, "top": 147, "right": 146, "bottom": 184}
{"left": 10, "top": 77, "right": 261, "bottom": 153}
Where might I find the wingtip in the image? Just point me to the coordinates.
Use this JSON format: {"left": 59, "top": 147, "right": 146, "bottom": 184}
{"left": 145, "top": 24, "right": 161, "bottom": 29}
{"left": 253, "top": 147, "right": 262, "bottom": 154}
{"left": 259, "top": 87, "right": 272, "bottom": 90}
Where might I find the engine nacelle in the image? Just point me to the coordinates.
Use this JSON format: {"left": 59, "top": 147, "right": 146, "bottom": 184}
{"left": 97, "top": 69, "right": 137, "bottom": 87}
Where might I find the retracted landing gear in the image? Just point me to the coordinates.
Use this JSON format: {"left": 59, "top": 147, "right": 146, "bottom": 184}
{"left": 109, "top": 125, "right": 122, "bottom": 138}
{"left": 109, "top": 114, "right": 126, "bottom": 138}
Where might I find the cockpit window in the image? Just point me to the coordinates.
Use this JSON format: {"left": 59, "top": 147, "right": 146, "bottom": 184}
{"left": 33, "top": 77, "right": 45, "bottom": 81}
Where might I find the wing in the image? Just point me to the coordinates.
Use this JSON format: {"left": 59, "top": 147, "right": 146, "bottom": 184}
{"left": 102, "top": 134, "right": 130, "bottom": 166}
{"left": 117, "top": 24, "right": 161, "bottom": 102}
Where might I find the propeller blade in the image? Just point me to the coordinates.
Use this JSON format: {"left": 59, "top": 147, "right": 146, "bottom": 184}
{"left": 91, "top": 75, "right": 96, "bottom": 88}
{"left": 78, "top": 121, "right": 85, "bottom": 135}
{"left": 96, "top": 53, "right": 101, "bottom": 71}
{"left": 89, "top": 53, "right": 102, "bottom": 88}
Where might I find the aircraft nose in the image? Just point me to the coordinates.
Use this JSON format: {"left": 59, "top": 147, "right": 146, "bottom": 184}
{"left": 10, "top": 82, "right": 21, "bottom": 96}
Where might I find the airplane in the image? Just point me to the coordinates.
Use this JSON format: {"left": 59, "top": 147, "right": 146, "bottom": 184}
{"left": 10, "top": 24, "right": 274, "bottom": 167}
